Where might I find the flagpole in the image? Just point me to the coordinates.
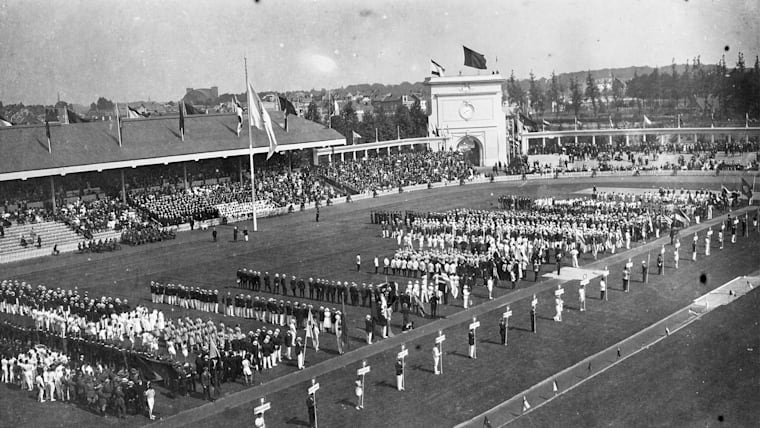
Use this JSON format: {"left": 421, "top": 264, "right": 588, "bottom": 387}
{"left": 245, "top": 57, "right": 259, "bottom": 232}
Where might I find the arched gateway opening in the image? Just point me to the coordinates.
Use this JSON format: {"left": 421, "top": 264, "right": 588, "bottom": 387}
{"left": 457, "top": 136, "right": 482, "bottom": 166}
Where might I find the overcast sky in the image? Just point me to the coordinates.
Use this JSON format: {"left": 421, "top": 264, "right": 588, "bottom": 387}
{"left": 1, "top": 0, "right": 758, "bottom": 105}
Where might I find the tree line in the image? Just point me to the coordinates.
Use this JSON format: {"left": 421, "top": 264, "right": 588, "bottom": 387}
{"left": 304, "top": 100, "right": 429, "bottom": 143}
{"left": 508, "top": 53, "right": 760, "bottom": 121}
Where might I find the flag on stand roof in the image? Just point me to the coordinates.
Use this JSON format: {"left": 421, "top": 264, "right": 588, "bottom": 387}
{"left": 643, "top": 115, "right": 653, "bottom": 126}
{"left": 352, "top": 130, "right": 362, "bottom": 144}
{"left": 233, "top": 95, "right": 243, "bottom": 136}
{"left": 247, "top": 82, "right": 278, "bottom": 159}
{"left": 542, "top": 119, "right": 551, "bottom": 126}
{"left": 66, "top": 109, "right": 90, "bottom": 123}
{"left": 430, "top": 59, "right": 445, "bottom": 76}
{"left": 127, "top": 106, "right": 148, "bottom": 119}
{"left": 178, "top": 100, "right": 185, "bottom": 140}
{"left": 609, "top": 115, "right": 614, "bottom": 128}
{"left": 0, "top": 115, "right": 11, "bottom": 127}
{"left": 333, "top": 98, "right": 340, "bottom": 116}
{"left": 183, "top": 102, "right": 202, "bottom": 115}
{"left": 278, "top": 96, "right": 297, "bottom": 116}
{"left": 45, "top": 119, "right": 52, "bottom": 153}
{"left": 463, "top": 46, "right": 487, "bottom": 69}
{"left": 114, "top": 103, "right": 123, "bottom": 147}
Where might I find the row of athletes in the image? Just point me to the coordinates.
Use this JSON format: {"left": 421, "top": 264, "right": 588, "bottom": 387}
{"left": 236, "top": 269, "right": 375, "bottom": 306}
{"left": 1, "top": 280, "right": 132, "bottom": 323}
{"left": 149, "top": 282, "right": 219, "bottom": 312}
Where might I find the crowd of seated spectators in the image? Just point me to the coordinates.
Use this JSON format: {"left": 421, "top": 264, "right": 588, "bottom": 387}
{"left": 316, "top": 151, "right": 473, "bottom": 194}
{"left": 129, "top": 169, "right": 327, "bottom": 226}
{"left": 55, "top": 198, "right": 136, "bottom": 239}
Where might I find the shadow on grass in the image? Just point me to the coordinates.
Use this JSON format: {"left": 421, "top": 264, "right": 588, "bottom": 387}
{"left": 285, "top": 416, "right": 311, "bottom": 426}
{"left": 373, "top": 380, "right": 396, "bottom": 390}
{"left": 411, "top": 364, "right": 435, "bottom": 374}
{"left": 335, "top": 398, "right": 354, "bottom": 407}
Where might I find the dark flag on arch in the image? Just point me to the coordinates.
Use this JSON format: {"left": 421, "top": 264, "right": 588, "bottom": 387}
{"left": 463, "top": 46, "right": 487, "bottom": 70}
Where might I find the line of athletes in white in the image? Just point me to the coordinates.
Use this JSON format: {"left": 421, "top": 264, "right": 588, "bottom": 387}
{"left": 1, "top": 346, "right": 77, "bottom": 403}
{"left": 9, "top": 306, "right": 167, "bottom": 353}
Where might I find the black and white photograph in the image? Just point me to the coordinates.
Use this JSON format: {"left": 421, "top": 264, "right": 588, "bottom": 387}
{"left": 0, "top": 1, "right": 758, "bottom": 427}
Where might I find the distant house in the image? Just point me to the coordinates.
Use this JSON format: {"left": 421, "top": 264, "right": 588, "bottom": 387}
{"left": 371, "top": 93, "right": 424, "bottom": 116}
{"left": 183, "top": 86, "right": 219, "bottom": 106}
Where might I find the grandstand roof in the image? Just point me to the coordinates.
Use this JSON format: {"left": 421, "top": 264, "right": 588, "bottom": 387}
{"left": 0, "top": 112, "right": 345, "bottom": 181}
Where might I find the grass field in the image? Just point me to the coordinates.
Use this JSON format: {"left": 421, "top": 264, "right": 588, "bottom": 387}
{"left": 513, "top": 284, "right": 760, "bottom": 428}
{"left": 0, "top": 175, "right": 758, "bottom": 428}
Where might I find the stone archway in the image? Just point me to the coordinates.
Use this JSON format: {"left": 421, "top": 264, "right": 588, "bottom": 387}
{"left": 456, "top": 136, "right": 482, "bottom": 166}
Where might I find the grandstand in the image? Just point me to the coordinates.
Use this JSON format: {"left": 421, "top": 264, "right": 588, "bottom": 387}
{"left": 0, "top": 112, "right": 345, "bottom": 261}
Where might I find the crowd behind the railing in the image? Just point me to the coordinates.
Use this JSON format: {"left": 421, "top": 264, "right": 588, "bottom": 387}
{"left": 128, "top": 169, "right": 331, "bottom": 226}
{"left": 316, "top": 151, "right": 474, "bottom": 194}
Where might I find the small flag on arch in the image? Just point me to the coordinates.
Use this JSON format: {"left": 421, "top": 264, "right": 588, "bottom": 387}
{"left": 552, "top": 380, "right": 558, "bottom": 394}
{"left": 0, "top": 115, "right": 12, "bottom": 127}
{"left": 430, "top": 59, "right": 445, "bottom": 77}
{"left": 463, "top": 46, "right": 487, "bottom": 69}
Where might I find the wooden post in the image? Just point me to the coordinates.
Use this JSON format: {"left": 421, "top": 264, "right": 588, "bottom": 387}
{"left": 503, "top": 307, "right": 513, "bottom": 346}
{"left": 469, "top": 317, "right": 480, "bottom": 358}
{"left": 435, "top": 330, "right": 446, "bottom": 374}
{"left": 253, "top": 397, "right": 271, "bottom": 427}
{"left": 397, "top": 345, "right": 408, "bottom": 390}
{"left": 356, "top": 361, "right": 371, "bottom": 408}
{"left": 308, "top": 379, "right": 320, "bottom": 428}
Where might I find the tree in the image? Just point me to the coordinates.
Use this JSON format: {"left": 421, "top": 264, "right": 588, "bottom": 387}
{"left": 569, "top": 77, "right": 583, "bottom": 117}
{"left": 611, "top": 74, "right": 625, "bottom": 110}
{"left": 95, "top": 97, "right": 114, "bottom": 111}
{"left": 393, "top": 104, "right": 413, "bottom": 139}
{"left": 409, "top": 100, "right": 428, "bottom": 137}
{"left": 342, "top": 101, "right": 359, "bottom": 137}
{"left": 548, "top": 71, "right": 561, "bottom": 114}
{"left": 584, "top": 71, "right": 599, "bottom": 115}
{"left": 507, "top": 70, "right": 525, "bottom": 109}
{"left": 669, "top": 62, "right": 680, "bottom": 108}
{"left": 528, "top": 71, "right": 542, "bottom": 114}
{"left": 305, "top": 101, "right": 321, "bottom": 124}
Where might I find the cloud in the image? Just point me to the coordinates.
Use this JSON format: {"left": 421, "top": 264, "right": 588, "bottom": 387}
{"left": 359, "top": 9, "right": 374, "bottom": 17}
{"left": 305, "top": 54, "right": 337, "bottom": 73}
